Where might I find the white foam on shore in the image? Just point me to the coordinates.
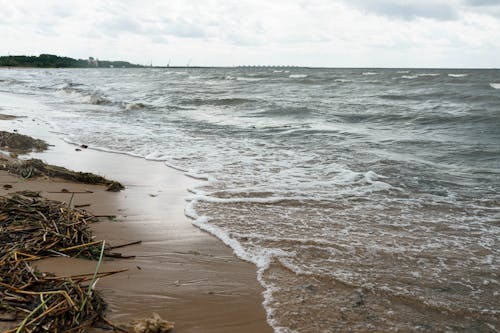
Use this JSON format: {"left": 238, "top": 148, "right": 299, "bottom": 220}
{"left": 185, "top": 198, "right": 290, "bottom": 332}
{"left": 189, "top": 194, "right": 289, "bottom": 204}
{"left": 184, "top": 170, "right": 217, "bottom": 182}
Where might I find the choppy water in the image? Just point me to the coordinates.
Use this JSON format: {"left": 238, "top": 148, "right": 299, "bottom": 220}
{"left": 1, "top": 67, "right": 499, "bottom": 332}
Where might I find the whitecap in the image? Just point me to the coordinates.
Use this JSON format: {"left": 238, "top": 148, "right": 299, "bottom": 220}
{"left": 83, "top": 93, "right": 111, "bottom": 105}
{"left": 401, "top": 75, "right": 418, "bottom": 79}
{"left": 125, "top": 102, "right": 146, "bottom": 110}
{"left": 448, "top": 74, "right": 468, "bottom": 78}
{"left": 289, "top": 74, "right": 308, "bottom": 79}
{"left": 235, "top": 77, "right": 264, "bottom": 82}
{"left": 362, "top": 72, "right": 378, "bottom": 75}
{"left": 489, "top": 83, "right": 500, "bottom": 89}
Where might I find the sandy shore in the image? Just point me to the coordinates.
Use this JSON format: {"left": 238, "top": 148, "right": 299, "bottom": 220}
{"left": 0, "top": 115, "right": 272, "bottom": 332}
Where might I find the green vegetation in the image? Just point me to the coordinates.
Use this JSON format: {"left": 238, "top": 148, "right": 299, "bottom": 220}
{"left": 0, "top": 54, "right": 144, "bottom": 68}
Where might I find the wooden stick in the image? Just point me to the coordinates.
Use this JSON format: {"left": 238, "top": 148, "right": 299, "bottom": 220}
{"left": 42, "top": 268, "right": 129, "bottom": 281}
{"left": 74, "top": 203, "right": 91, "bottom": 208}
{"left": 46, "top": 191, "right": 93, "bottom": 194}
{"left": 58, "top": 240, "right": 102, "bottom": 252}
{"left": 107, "top": 240, "right": 142, "bottom": 250}
{"left": 104, "top": 252, "right": 135, "bottom": 259}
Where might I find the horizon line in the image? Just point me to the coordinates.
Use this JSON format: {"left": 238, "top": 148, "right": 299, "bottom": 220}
{"left": 2, "top": 54, "right": 498, "bottom": 70}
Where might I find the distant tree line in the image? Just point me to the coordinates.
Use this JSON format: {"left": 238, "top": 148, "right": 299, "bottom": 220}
{"left": 0, "top": 54, "right": 144, "bottom": 68}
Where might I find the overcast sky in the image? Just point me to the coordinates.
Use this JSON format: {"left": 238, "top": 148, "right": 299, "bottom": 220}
{"left": 1, "top": 0, "right": 499, "bottom": 68}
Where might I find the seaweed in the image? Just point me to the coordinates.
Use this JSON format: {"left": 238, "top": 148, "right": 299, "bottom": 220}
{"left": 1, "top": 159, "right": 125, "bottom": 192}
{"left": 0, "top": 131, "right": 48, "bottom": 153}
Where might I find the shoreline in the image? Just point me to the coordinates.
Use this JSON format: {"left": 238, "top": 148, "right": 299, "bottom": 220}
{"left": 0, "top": 110, "right": 272, "bottom": 332}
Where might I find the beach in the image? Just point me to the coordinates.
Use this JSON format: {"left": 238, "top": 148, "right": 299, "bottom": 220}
{"left": 0, "top": 111, "right": 271, "bottom": 332}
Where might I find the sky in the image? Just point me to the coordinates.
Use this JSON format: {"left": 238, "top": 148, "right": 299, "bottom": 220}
{"left": 1, "top": 0, "right": 500, "bottom": 68}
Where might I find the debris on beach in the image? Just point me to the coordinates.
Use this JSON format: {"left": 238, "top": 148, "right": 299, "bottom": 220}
{"left": 0, "top": 114, "right": 20, "bottom": 120}
{"left": 106, "top": 180, "right": 125, "bottom": 192}
{"left": 0, "top": 193, "right": 126, "bottom": 332}
{"left": 1, "top": 158, "right": 125, "bottom": 191}
{"left": 131, "top": 313, "right": 174, "bottom": 333}
{"left": 0, "top": 130, "right": 48, "bottom": 153}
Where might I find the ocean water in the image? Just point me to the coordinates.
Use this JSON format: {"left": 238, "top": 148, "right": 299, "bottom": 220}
{"left": 1, "top": 67, "right": 499, "bottom": 332}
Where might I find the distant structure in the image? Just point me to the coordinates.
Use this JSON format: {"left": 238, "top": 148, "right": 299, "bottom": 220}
{"left": 0, "top": 54, "right": 144, "bottom": 68}
{"left": 87, "top": 57, "right": 99, "bottom": 67}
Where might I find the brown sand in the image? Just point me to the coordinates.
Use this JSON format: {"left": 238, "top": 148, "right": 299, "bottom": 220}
{"left": 0, "top": 144, "right": 272, "bottom": 332}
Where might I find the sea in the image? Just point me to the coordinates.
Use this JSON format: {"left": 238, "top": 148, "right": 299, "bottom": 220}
{"left": 0, "top": 67, "right": 499, "bottom": 332}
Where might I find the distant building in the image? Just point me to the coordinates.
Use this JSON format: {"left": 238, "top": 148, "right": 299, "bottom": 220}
{"left": 88, "top": 57, "right": 99, "bottom": 67}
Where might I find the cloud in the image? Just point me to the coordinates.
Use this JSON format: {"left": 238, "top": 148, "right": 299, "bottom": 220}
{"left": 95, "top": 16, "right": 145, "bottom": 37}
{"left": 0, "top": 0, "right": 499, "bottom": 67}
{"left": 462, "top": 0, "right": 500, "bottom": 16}
{"left": 465, "top": 0, "right": 500, "bottom": 5}
{"left": 345, "top": 0, "right": 459, "bottom": 20}
{"left": 50, "top": 4, "right": 72, "bottom": 18}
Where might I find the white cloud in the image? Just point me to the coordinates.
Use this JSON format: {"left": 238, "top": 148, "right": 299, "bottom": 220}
{"left": 0, "top": 0, "right": 499, "bottom": 67}
{"left": 344, "top": 0, "right": 460, "bottom": 21}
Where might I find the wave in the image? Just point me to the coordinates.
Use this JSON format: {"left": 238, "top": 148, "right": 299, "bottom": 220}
{"left": 289, "top": 74, "right": 308, "bottom": 79}
{"left": 57, "top": 84, "right": 113, "bottom": 106}
{"left": 83, "top": 92, "right": 112, "bottom": 105}
{"left": 448, "top": 74, "right": 468, "bottom": 78}
{"left": 362, "top": 72, "right": 379, "bottom": 75}
{"left": 417, "top": 73, "right": 440, "bottom": 77}
{"left": 401, "top": 73, "right": 440, "bottom": 80}
{"left": 0, "top": 78, "right": 26, "bottom": 85}
{"left": 180, "top": 97, "right": 257, "bottom": 107}
{"left": 258, "top": 106, "right": 313, "bottom": 118}
{"left": 490, "top": 83, "right": 500, "bottom": 90}
{"left": 235, "top": 76, "right": 265, "bottom": 82}
{"left": 378, "top": 94, "right": 411, "bottom": 100}
{"left": 124, "top": 102, "right": 147, "bottom": 110}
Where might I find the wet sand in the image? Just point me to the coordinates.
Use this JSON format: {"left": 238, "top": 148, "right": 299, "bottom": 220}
{"left": 0, "top": 119, "right": 272, "bottom": 332}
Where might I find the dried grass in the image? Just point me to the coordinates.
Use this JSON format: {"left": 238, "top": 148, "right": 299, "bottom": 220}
{"left": 0, "top": 194, "right": 120, "bottom": 332}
